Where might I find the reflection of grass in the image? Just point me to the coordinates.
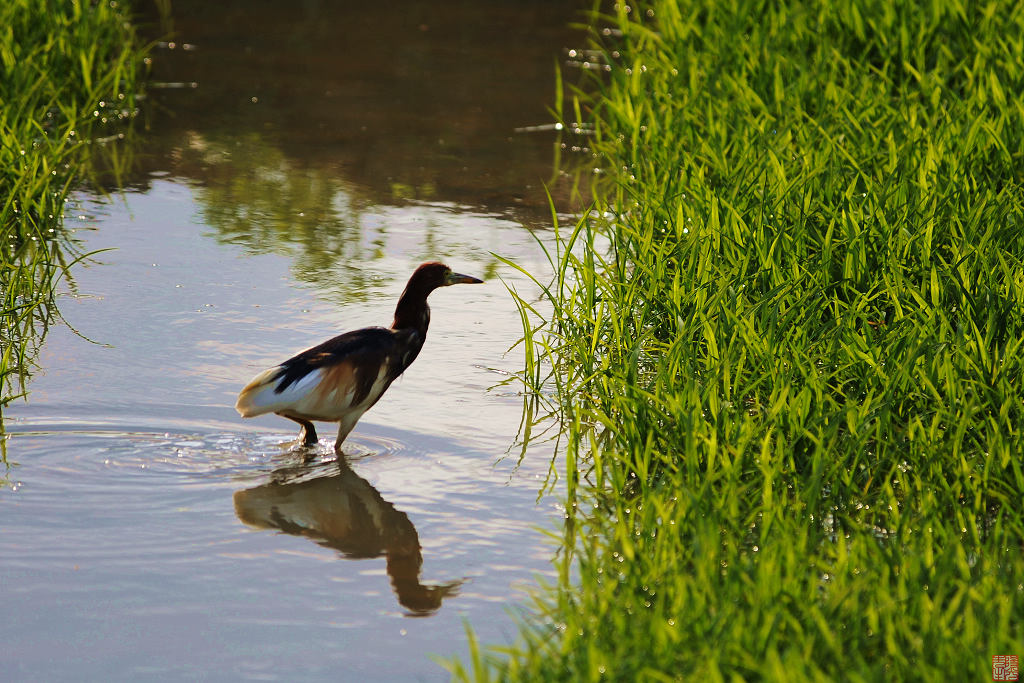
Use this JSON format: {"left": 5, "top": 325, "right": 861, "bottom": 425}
{"left": 191, "top": 133, "right": 355, "bottom": 252}
{"left": 185, "top": 130, "right": 382, "bottom": 303}
{"left": 186, "top": 129, "right": 504, "bottom": 302}
{"left": 0, "top": 0, "right": 147, "bottom": 452}
{"left": 457, "top": 1, "right": 1024, "bottom": 680}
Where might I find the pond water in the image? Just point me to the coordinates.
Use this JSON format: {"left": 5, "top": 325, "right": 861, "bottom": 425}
{"left": 1, "top": 2, "right": 585, "bottom": 679}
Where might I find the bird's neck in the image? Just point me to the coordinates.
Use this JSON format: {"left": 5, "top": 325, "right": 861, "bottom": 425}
{"left": 391, "top": 287, "right": 431, "bottom": 334}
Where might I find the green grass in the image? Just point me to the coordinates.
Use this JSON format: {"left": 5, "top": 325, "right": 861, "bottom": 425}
{"left": 453, "top": 0, "right": 1024, "bottom": 680}
{"left": 0, "top": 0, "right": 146, "bottom": 411}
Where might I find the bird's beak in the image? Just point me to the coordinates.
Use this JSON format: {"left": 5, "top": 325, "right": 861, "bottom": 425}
{"left": 446, "top": 271, "right": 483, "bottom": 286}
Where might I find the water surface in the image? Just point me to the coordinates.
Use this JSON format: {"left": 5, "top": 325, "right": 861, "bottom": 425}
{"left": 1, "top": 2, "right": 582, "bottom": 679}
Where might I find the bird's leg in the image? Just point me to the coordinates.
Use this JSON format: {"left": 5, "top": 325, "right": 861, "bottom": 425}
{"left": 333, "top": 431, "right": 349, "bottom": 455}
{"left": 280, "top": 414, "right": 318, "bottom": 446}
{"left": 298, "top": 420, "right": 318, "bottom": 445}
{"left": 333, "top": 415, "right": 359, "bottom": 455}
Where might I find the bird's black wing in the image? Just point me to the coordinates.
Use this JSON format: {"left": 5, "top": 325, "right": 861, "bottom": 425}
{"left": 272, "top": 327, "right": 420, "bottom": 406}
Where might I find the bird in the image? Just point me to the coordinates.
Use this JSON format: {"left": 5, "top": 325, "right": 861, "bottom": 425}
{"left": 236, "top": 262, "right": 483, "bottom": 452}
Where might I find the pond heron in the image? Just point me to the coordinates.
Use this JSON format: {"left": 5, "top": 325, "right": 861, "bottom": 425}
{"left": 236, "top": 262, "right": 483, "bottom": 452}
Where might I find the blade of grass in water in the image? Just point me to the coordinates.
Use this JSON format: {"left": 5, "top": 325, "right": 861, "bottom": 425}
{"left": 0, "top": 0, "right": 149, "bottom": 477}
{"left": 451, "top": 0, "right": 1024, "bottom": 680}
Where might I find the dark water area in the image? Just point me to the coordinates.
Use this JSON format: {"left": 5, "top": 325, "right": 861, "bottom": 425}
{"left": 136, "top": 0, "right": 589, "bottom": 213}
{"left": 1, "top": 2, "right": 587, "bottom": 680}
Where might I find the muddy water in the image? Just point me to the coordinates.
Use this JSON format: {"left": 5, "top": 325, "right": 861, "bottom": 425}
{"left": 1, "top": 2, "right": 584, "bottom": 679}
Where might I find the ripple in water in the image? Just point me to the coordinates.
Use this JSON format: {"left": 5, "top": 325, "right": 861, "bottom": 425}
{"left": 1, "top": 404, "right": 560, "bottom": 682}
{"left": 1, "top": 413, "right": 423, "bottom": 570}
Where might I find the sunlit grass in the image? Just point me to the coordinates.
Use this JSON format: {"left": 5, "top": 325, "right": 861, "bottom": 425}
{"left": 455, "top": 0, "right": 1024, "bottom": 679}
{"left": 0, "top": 0, "right": 147, "bottom": 413}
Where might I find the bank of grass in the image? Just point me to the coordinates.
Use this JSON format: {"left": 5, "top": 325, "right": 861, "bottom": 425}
{"left": 455, "top": 0, "right": 1024, "bottom": 680}
{"left": 0, "top": 0, "right": 146, "bottom": 406}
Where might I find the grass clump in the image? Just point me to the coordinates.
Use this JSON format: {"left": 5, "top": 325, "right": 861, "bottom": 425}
{"left": 456, "top": 0, "right": 1024, "bottom": 680}
{"left": 0, "top": 0, "right": 146, "bottom": 407}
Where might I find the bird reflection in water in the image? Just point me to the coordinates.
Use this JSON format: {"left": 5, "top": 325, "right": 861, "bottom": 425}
{"left": 233, "top": 456, "right": 462, "bottom": 615}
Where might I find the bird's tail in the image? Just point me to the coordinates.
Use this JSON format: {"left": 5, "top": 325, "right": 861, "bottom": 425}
{"left": 235, "top": 366, "right": 285, "bottom": 417}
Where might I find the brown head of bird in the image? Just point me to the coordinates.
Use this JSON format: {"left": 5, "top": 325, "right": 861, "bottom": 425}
{"left": 236, "top": 262, "right": 483, "bottom": 453}
{"left": 392, "top": 261, "right": 483, "bottom": 332}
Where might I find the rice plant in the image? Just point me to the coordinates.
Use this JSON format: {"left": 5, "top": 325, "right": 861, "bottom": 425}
{"left": 457, "top": 0, "right": 1024, "bottom": 679}
{"left": 0, "top": 0, "right": 147, "bottom": 415}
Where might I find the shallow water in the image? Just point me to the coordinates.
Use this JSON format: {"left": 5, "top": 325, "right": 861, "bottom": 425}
{"left": 2, "top": 189, "right": 566, "bottom": 680}
{"left": 1, "top": 2, "right": 581, "bottom": 679}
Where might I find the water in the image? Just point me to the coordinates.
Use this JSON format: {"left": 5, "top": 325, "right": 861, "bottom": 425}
{"left": 1, "top": 2, "right": 582, "bottom": 679}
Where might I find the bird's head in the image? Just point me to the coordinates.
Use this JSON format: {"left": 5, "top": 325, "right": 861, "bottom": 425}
{"left": 410, "top": 261, "right": 484, "bottom": 292}
{"left": 393, "top": 262, "right": 483, "bottom": 331}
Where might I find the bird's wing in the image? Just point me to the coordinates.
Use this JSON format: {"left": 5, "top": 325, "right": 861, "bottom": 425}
{"left": 236, "top": 327, "right": 414, "bottom": 419}
{"left": 274, "top": 327, "right": 404, "bottom": 393}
